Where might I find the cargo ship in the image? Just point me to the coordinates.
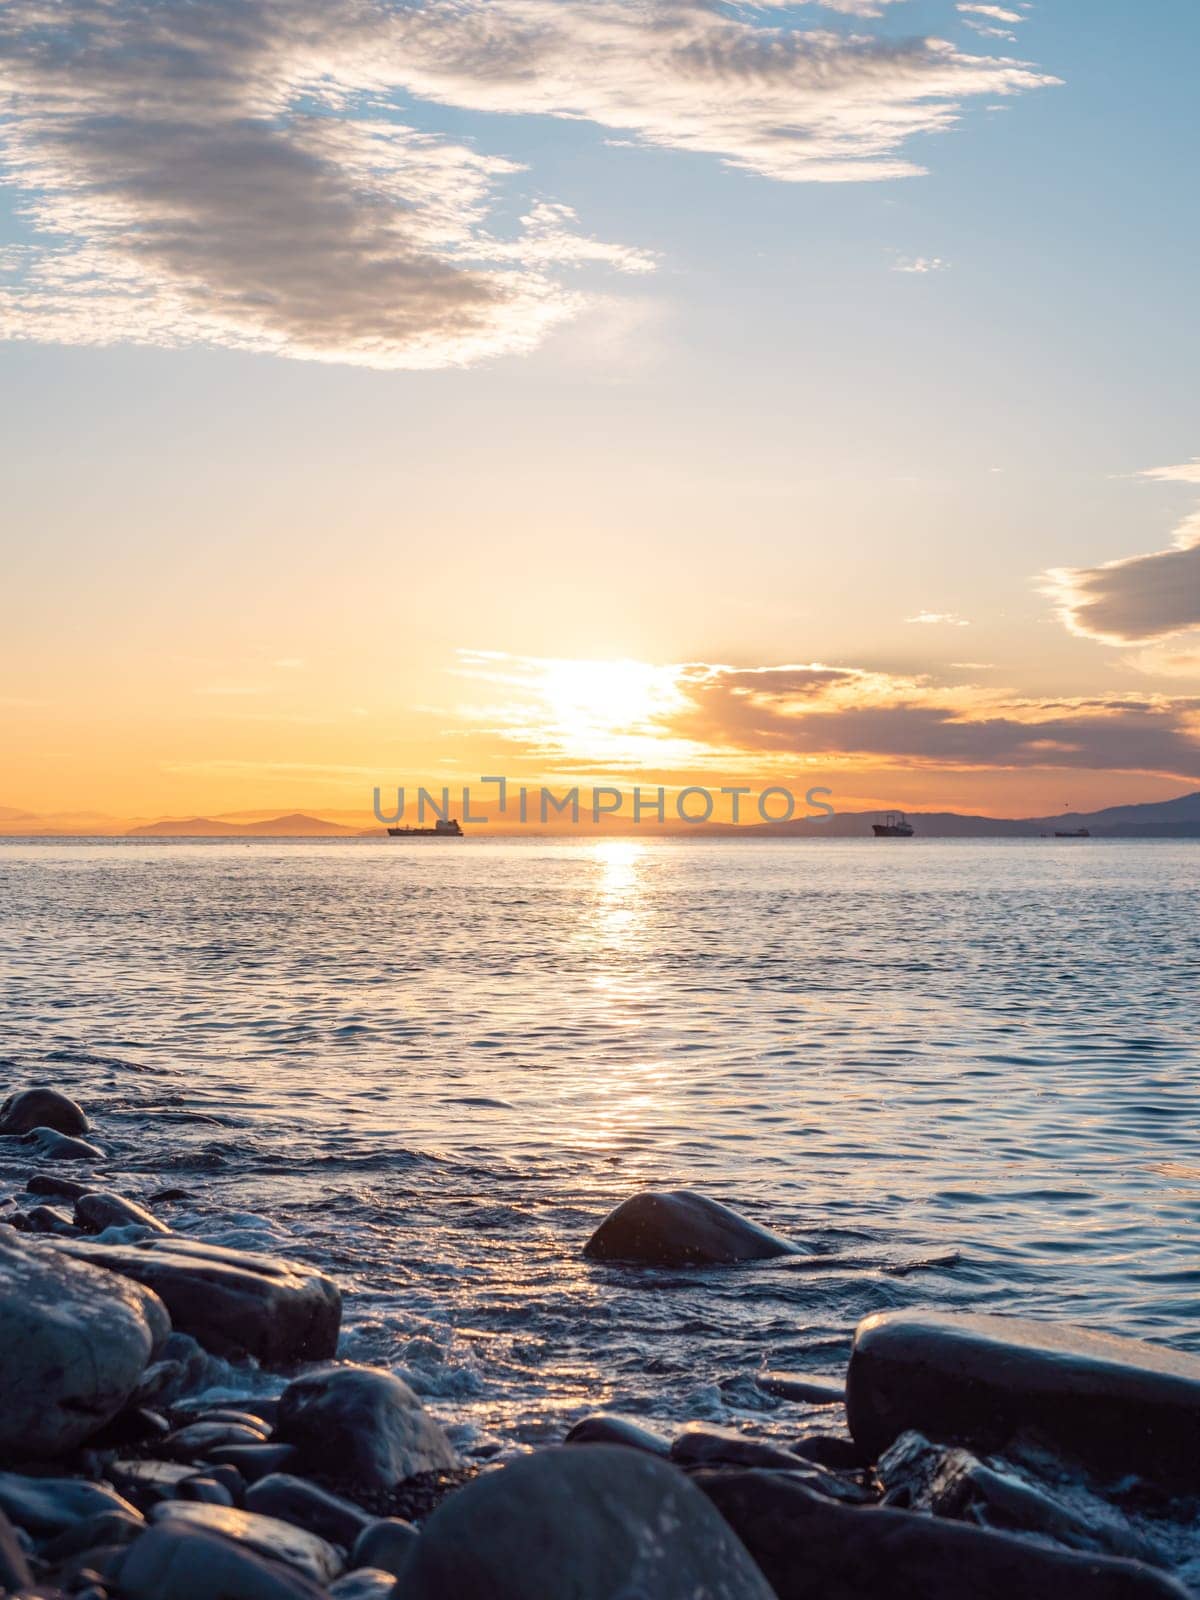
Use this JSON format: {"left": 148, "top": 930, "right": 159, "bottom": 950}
{"left": 386, "top": 818, "right": 463, "bottom": 838}
{"left": 872, "top": 811, "right": 914, "bottom": 838}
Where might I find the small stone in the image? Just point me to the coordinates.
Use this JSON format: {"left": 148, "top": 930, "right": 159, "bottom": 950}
{"left": 0, "top": 1473, "right": 141, "bottom": 1537}
{"left": 116, "top": 1521, "right": 329, "bottom": 1600}
{"left": 25, "top": 1203, "right": 80, "bottom": 1235}
{"left": 24, "top": 1172, "right": 95, "bottom": 1201}
{"left": 401, "top": 1445, "right": 777, "bottom": 1600}
{"left": 670, "top": 1422, "right": 814, "bottom": 1471}
{"left": 0, "top": 1087, "right": 90, "bottom": 1136}
{"left": 790, "top": 1434, "right": 864, "bottom": 1470}
{"left": 205, "top": 1444, "right": 300, "bottom": 1484}
{"left": 245, "top": 1474, "right": 372, "bottom": 1549}
{"left": 164, "top": 1420, "right": 272, "bottom": 1458}
{"left": 563, "top": 1414, "right": 672, "bottom": 1456}
{"left": 20, "top": 1125, "right": 105, "bottom": 1161}
{"left": 107, "top": 1460, "right": 199, "bottom": 1506}
{"left": 176, "top": 1476, "right": 236, "bottom": 1506}
{"left": 150, "top": 1500, "right": 343, "bottom": 1585}
{"left": 75, "top": 1192, "right": 171, "bottom": 1235}
{"left": 758, "top": 1371, "right": 846, "bottom": 1406}
{"left": 275, "top": 1365, "right": 458, "bottom": 1492}
{"left": 583, "top": 1189, "right": 802, "bottom": 1266}
{"left": 328, "top": 1569, "right": 396, "bottom": 1600}
{"left": 350, "top": 1518, "right": 419, "bottom": 1577}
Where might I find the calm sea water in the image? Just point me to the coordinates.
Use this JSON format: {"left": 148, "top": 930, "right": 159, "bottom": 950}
{"left": 1, "top": 838, "right": 1197, "bottom": 1457}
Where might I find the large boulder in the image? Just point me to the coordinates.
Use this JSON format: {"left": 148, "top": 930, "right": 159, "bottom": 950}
{"left": 49, "top": 1235, "right": 341, "bottom": 1366}
{"left": 400, "top": 1445, "right": 776, "bottom": 1600}
{"left": 847, "top": 1310, "right": 1200, "bottom": 1485}
{"left": 0, "top": 1231, "right": 169, "bottom": 1459}
{"left": 583, "top": 1190, "right": 802, "bottom": 1266}
{"left": 0, "top": 1087, "right": 89, "bottom": 1136}
{"left": 116, "top": 1520, "right": 329, "bottom": 1600}
{"left": 275, "top": 1365, "right": 457, "bottom": 1492}
{"left": 697, "top": 1469, "right": 1191, "bottom": 1600}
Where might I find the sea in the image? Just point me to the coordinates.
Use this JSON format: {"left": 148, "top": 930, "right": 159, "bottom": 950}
{"left": 1, "top": 837, "right": 1197, "bottom": 1461}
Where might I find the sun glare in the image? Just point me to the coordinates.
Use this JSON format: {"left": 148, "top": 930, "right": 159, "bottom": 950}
{"left": 535, "top": 658, "right": 686, "bottom": 761}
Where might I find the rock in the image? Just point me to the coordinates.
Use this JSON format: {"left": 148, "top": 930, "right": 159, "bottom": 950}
{"left": 24, "top": 1202, "right": 80, "bottom": 1234}
{"left": 75, "top": 1192, "right": 170, "bottom": 1235}
{"left": 0, "top": 1508, "right": 32, "bottom": 1594}
{"left": 697, "top": 1468, "right": 1192, "bottom": 1600}
{"left": 349, "top": 1518, "right": 419, "bottom": 1577}
{"left": 20, "top": 1125, "right": 105, "bottom": 1161}
{"left": 790, "top": 1435, "right": 864, "bottom": 1470}
{"left": 584, "top": 1189, "right": 802, "bottom": 1266}
{"left": 758, "top": 1372, "right": 846, "bottom": 1406}
{"left": 847, "top": 1310, "right": 1200, "bottom": 1485}
{"left": 207, "top": 1444, "right": 300, "bottom": 1483}
{"left": 107, "top": 1460, "right": 201, "bottom": 1506}
{"left": 245, "top": 1474, "right": 372, "bottom": 1549}
{"left": 39, "top": 1509, "right": 144, "bottom": 1562}
{"left": 401, "top": 1445, "right": 776, "bottom": 1599}
{"left": 275, "top": 1365, "right": 458, "bottom": 1492}
{"left": 87, "top": 1403, "right": 171, "bottom": 1449}
{"left": 0, "top": 1087, "right": 90, "bottom": 1136}
{"left": 0, "top": 1473, "right": 141, "bottom": 1537}
{"left": 877, "top": 1430, "right": 1166, "bottom": 1565}
{"left": 151, "top": 1500, "right": 343, "bottom": 1585}
{"left": 671, "top": 1422, "right": 816, "bottom": 1471}
{"left": 176, "top": 1475, "right": 236, "bottom": 1506}
{"left": 0, "top": 1230, "right": 169, "bottom": 1458}
{"left": 116, "top": 1521, "right": 329, "bottom": 1600}
{"left": 49, "top": 1235, "right": 341, "bottom": 1365}
{"left": 165, "top": 1420, "right": 273, "bottom": 1458}
{"left": 329, "top": 1569, "right": 396, "bottom": 1600}
{"left": 24, "top": 1172, "right": 94, "bottom": 1201}
{"left": 564, "top": 1413, "right": 672, "bottom": 1456}
{"left": 191, "top": 1409, "right": 276, "bottom": 1431}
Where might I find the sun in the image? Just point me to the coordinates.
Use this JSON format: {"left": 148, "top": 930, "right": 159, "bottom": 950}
{"left": 535, "top": 658, "right": 686, "bottom": 760}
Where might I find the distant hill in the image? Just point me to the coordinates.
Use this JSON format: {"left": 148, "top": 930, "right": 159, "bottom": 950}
{"left": 127, "top": 813, "right": 359, "bottom": 837}
{"left": 713, "top": 791, "right": 1200, "bottom": 839}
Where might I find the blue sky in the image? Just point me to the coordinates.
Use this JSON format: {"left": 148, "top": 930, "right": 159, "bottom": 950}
{"left": 2, "top": 0, "right": 1199, "bottom": 819}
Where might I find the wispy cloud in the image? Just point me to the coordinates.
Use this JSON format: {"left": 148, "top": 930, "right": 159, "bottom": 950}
{"left": 892, "top": 255, "right": 949, "bottom": 274}
{"left": 0, "top": 0, "right": 1057, "bottom": 368}
{"left": 956, "top": 3, "right": 1024, "bottom": 39}
{"left": 1045, "top": 460, "right": 1200, "bottom": 646}
{"left": 907, "top": 611, "right": 970, "bottom": 626}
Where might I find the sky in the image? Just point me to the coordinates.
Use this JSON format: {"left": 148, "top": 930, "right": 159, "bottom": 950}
{"left": 2, "top": 0, "right": 1199, "bottom": 825}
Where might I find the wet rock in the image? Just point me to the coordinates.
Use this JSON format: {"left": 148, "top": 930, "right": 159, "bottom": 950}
{"left": 0, "top": 1473, "right": 141, "bottom": 1537}
{"left": 328, "top": 1569, "right": 396, "bottom": 1600}
{"left": 564, "top": 1413, "right": 672, "bottom": 1456}
{"left": 25, "top": 1171, "right": 95, "bottom": 1201}
{"left": 245, "top": 1474, "right": 372, "bottom": 1549}
{"left": 0, "top": 1508, "right": 32, "bottom": 1594}
{"left": 697, "top": 1468, "right": 1191, "bottom": 1600}
{"left": 791, "top": 1434, "right": 865, "bottom": 1471}
{"left": 207, "top": 1444, "right": 300, "bottom": 1483}
{"left": 40, "top": 1509, "right": 144, "bottom": 1562}
{"left": 75, "top": 1192, "right": 170, "bottom": 1235}
{"left": 107, "top": 1459, "right": 199, "bottom": 1507}
{"left": 150, "top": 1500, "right": 343, "bottom": 1585}
{"left": 0, "top": 1087, "right": 90, "bottom": 1137}
{"left": 758, "top": 1371, "right": 846, "bottom": 1406}
{"left": 0, "top": 1230, "right": 168, "bottom": 1458}
{"left": 847, "top": 1310, "right": 1200, "bottom": 1486}
{"left": 189, "top": 1409, "right": 275, "bottom": 1431}
{"left": 877, "top": 1430, "right": 1167, "bottom": 1565}
{"left": 401, "top": 1445, "right": 776, "bottom": 1599}
{"left": 275, "top": 1365, "right": 458, "bottom": 1492}
{"left": 671, "top": 1422, "right": 816, "bottom": 1471}
{"left": 20, "top": 1125, "right": 106, "bottom": 1161}
{"left": 164, "top": 1420, "right": 273, "bottom": 1459}
{"left": 50, "top": 1235, "right": 341, "bottom": 1365}
{"left": 583, "top": 1189, "right": 802, "bottom": 1266}
{"left": 24, "top": 1202, "right": 80, "bottom": 1235}
{"left": 116, "top": 1521, "right": 329, "bottom": 1600}
{"left": 176, "top": 1475, "right": 236, "bottom": 1506}
{"left": 350, "top": 1517, "right": 418, "bottom": 1577}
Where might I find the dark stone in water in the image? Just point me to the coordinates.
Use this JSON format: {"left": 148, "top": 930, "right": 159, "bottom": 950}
{"left": 583, "top": 1189, "right": 802, "bottom": 1266}
{"left": 0, "top": 1473, "right": 141, "bottom": 1537}
{"left": 400, "top": 1445, "right": 777, "bottom": 1600}
{"left": 564, "top": 1413, "right": 673, "bottom": 1457}
{"left": 0, "top": 1231, "right": 168, "bottom": 1458}
{"left": 0, "top": 1087, "right": 90, "bottom": 1137}
{"left": 205, "top": 1444, "right": 300, "bottom": 1483}
{"left": 696, "top": 1468, "right": 1192, "bottom": 1600}
{"left": 24, "top": 1202, "right": 80, "bottom": 1235}
{"left": 246, "top": 1474, "right": 372, "bottom": 1550}
{"left": 115, "top": 1521, "right": 329, "bottom": 1600}
{"left": 877, "top": 1430, "right": 1167, "bottom": 1566}
{"left": 275, "top": 1365, "right": 458, "bottom": 1493}
{"left": 350, "top": 1517, "right": 419, "bottom": 1577}
{"left": 149, "top": 1501, "right": 344, "bottom": 1586}
{"left": 758, "top": 1371, "right": 846, "bottom": 1406}
{"left": 25, "top": 1172, "right": 94, "bottom": 1201}
{"left": 0, "top": 1508, "right": 32, "bottom": 1595}
{"left": 75, "top": 1191, "right": 171, "bottom": 1235}
{"left": 847, "top": 1310, "right": 1200, "bottom": 1486}
{"left": 20, "top": 1125, "right": 105, "bottom": 1161}
{"left": 50, "top": 1234, "right": 342, "bottom": 1366}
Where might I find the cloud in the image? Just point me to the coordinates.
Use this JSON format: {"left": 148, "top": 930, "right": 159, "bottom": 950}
{"left": 891, "top": 255, "right": 949, "bottom": 273}
{"left": 0, "top": 0, "right": 1057, "bottom": 367}
{"left": 1045, "top": 460, "right": 1200, "bottom": 646}
{"left": 907, "top": 611, "right": 970, "bottom": 626}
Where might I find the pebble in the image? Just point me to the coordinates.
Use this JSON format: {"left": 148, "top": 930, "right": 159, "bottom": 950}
{"left": 275, "top": 1364, "right": 458, "bottom": 1492}
{"left": 583, "top": 1188, "right": 803, "bottom": 1266}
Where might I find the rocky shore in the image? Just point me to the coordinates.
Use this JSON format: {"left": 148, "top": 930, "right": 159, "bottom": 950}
{"left": 2, "top": 1086, "right": 1200, "bottom": 1598}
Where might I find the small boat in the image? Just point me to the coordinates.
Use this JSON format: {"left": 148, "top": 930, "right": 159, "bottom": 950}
{"left": 872, "top": 811, "right": 914, "bottom": 838}
{"left": 1054, "top": 827, "right": 1090, "bottom": 838}
{"left": 387, "top": 818, "right": 463, "bottom": 838}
